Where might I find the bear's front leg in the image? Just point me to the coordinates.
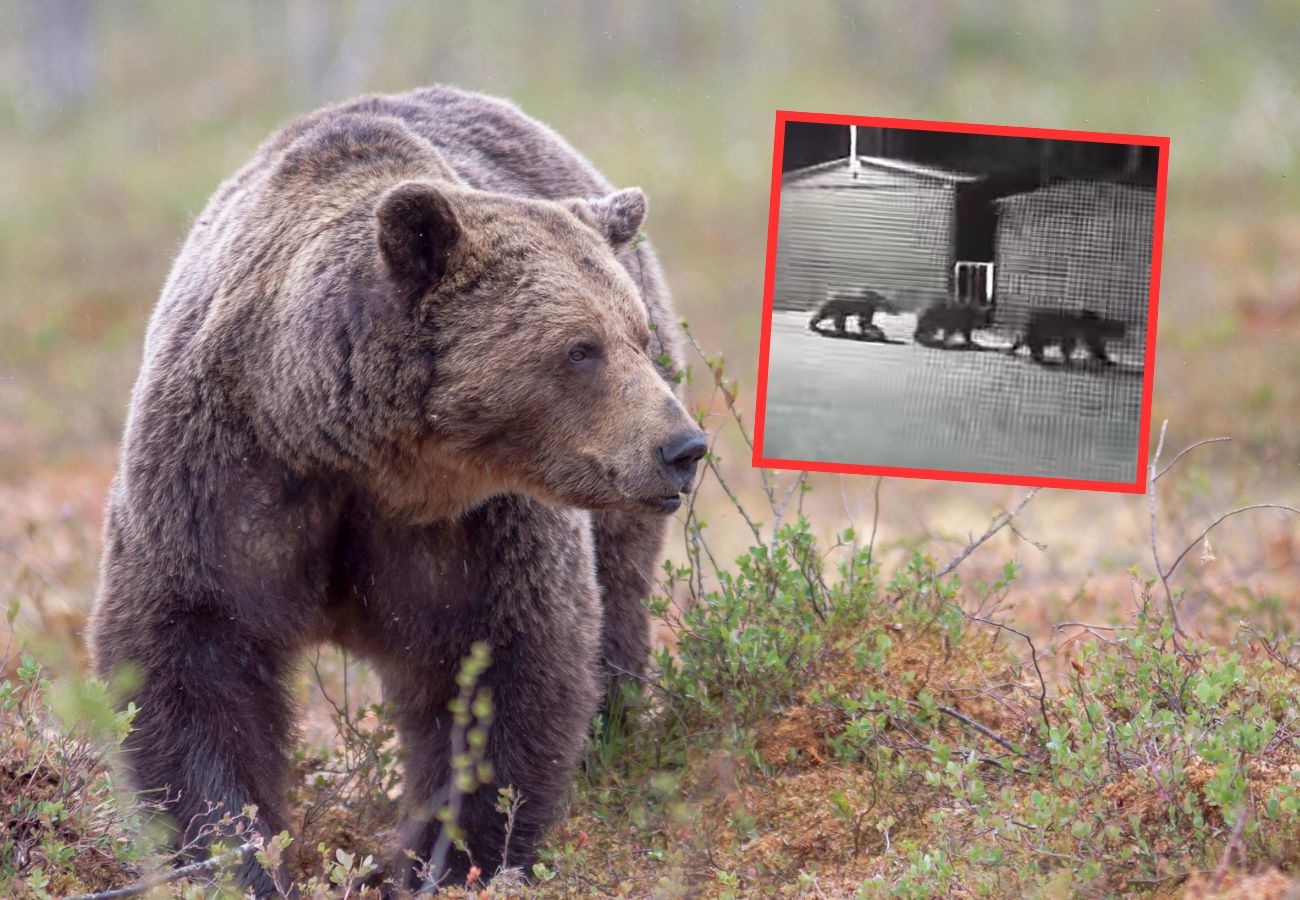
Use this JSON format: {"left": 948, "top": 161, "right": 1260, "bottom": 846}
{"left": 96, "top": 607, "right": 299, "bottom": 898}
{"left": 388, "top": 629, "right": 600, "bottom": 891}
{"left": 591, "top": 509, "right": 663, "bottom": 698}
{"left": 353, "top": 497, "right": 602, "bottom": 892}
{"left": 93, "top": 459, "right": 344, "bottom": 899}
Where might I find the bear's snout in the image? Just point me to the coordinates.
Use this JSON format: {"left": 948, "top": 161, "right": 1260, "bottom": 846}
{"left": 656, "top": 429, "right": 707, "bottom": 493}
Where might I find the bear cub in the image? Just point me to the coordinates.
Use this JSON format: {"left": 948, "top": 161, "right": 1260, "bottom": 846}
{"left": 913, "top": 302, "right": 991, "bottom": 349}
{"left": 1008, "top": 308, "right": 1127, "bottom": 365}
{"left": 809, "top": 286, "right": 890, "bottom": 341}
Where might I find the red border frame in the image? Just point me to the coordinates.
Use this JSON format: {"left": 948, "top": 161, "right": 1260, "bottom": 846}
{"left": 751, "top": 110, "right": 1170, "bottom": 494}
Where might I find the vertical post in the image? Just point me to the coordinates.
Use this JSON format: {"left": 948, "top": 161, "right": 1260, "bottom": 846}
{"left": 849, "top": 124, "right": 859, "bottom": 176}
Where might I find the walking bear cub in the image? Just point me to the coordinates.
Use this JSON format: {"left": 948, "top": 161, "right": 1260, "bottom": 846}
{"left": 91, "top": 86, "right": 704, "bottom": 895}
{"left": 1008, "top": 308, "right": 1127, "bottom": 365}
{"left": 809, "top": 286, "right": 891, "bottom": 340}
{"left": 912, "top": 302, "right": 989, "bottom": 348}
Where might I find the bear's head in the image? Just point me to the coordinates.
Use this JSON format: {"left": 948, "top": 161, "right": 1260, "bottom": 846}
{"left": 371, "top": 180, "right": 705, "bottom": 518}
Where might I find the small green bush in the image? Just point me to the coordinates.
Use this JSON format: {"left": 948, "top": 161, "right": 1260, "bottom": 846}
{"left": 1, "top": 620, "right": 147, "bottom": 898}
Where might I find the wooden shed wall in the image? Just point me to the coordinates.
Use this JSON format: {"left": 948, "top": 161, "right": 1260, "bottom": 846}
{"left": 772, "top": 161, "right": 958, "bottom": 312}
{"left": 993, "top": 181, "right": 1155, "bottom": 329}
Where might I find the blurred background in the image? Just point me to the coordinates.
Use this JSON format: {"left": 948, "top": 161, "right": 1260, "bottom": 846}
{"left": 1, "top": 0, "right": 1297, "bottom": 667}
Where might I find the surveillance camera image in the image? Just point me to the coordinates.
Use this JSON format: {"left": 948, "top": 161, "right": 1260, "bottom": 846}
{"left": 756, "top": 116, "right": 1166, "bottom": 490}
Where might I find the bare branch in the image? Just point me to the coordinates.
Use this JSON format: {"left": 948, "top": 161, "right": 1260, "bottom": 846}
{"left": 768, "top": 471, "right": 807, "bottom": 557}
{"left": 1054, "top": 621, "right": 1125, "bottom": 646}
{"left": 961, "top": 609, "right": 1052, "bottom": 730}
{"left": 1166, "top": 504, "right": 1300, "bottom": 580}
{"left": 1154, "top": 435, "right": 1232, "bottom": 483}
{"left": 64, "top": 841, "right": 258, "bottom": 900}
{"left": 1007, "top": 521, "right": 1047, "bottom": 553}
{"left": 1146, "top": 419, "right": 1184, "bottom": 638}
{"left": 934, "top": 704, "right": 1021, "bottom": 755}
{"left": 867, "top": 477, "right": 883, "bottom": 569}
{"left": 936, "top": 488, "right": 1040, "bottom": 579}
{"left": 705, "top": 454, "right": 761, "bottom": 544}
{"left": 680, "top": 324, "right": 754, "bottom": 452}
{"left": 838, "top": 477, "right": 860, "bottom": 590}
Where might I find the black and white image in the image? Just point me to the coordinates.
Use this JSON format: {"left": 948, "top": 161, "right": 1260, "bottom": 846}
{"left": 761, "top": 120, "right": 1162, "bottom": 485}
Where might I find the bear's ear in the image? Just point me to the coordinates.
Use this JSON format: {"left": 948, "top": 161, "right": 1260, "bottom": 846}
{"left": 376, "top": 182, "right": 461, "bottom": 290}
{"left": 563, "top": 187, "right": 647, "bottom": 252}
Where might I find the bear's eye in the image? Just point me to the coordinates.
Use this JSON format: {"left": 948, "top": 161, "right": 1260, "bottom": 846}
{"left": 567, "top": 342, "right": 600, "bottom": 366}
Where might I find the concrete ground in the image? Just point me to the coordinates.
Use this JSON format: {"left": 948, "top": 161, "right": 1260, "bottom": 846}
{"left": 759, "top": 309, "right": 1146, "bottom": 484}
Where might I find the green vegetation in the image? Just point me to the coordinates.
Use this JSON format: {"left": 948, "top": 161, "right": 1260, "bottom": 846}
{"left": 526, "top": 416, "right": 1300, "bottom": 897}
{"left": 0, "top": 628, "right": 145, "bottom": 898}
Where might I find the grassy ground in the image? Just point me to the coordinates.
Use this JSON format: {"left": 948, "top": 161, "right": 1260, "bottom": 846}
{"left": 4, "top": 445, "right": 1299, "bottom": 897}
{"left": 2, "top": 3, "right": 1299, "bottom": 897}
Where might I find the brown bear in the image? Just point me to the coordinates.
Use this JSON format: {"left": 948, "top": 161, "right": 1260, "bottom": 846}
{"left": 89, "top": 85, "right": 704, "bottom": 895}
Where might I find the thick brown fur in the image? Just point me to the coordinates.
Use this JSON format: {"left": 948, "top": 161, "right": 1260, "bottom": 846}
{"left": 90, "top": 85, "right": 701, "bottom": 895}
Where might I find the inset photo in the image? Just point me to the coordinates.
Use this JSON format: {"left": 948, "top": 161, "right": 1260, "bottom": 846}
{"left": 753, "top": 112, "right": 1168, "bottom": 492}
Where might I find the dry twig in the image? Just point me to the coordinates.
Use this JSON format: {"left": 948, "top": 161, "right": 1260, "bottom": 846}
{"left": 1154, "top": 435, "right": 1231, "bottom": 483}
{"left": 1166, "top": 503, "right": 1300, "bottom": 580}
{"left": 63, "top": 841, "right": 259, "bottom": 900}
{"left": 1147, "top": 420, "right": 1299, "bottom": 640}
{"left": 936, "top": 488, "right": 1040, "bottom": 579}
{"left": 961, "top": 610, "right": 1053, "bottom": 731}
{"left": 934, "top": 704, "right": 1020, "bottom": 754}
